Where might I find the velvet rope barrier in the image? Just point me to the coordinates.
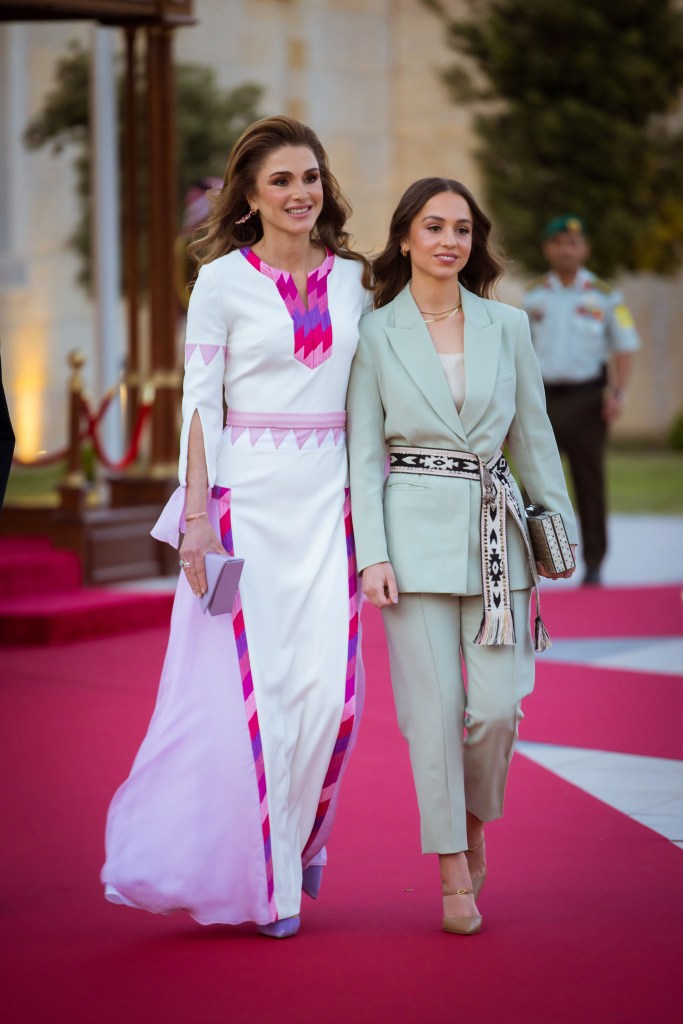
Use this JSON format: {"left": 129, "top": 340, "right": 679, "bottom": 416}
{"left": 85, "top": 393, "right": 154, "bottom": 472}
{"left": 12, "top": 384, "right": 152, "bottom": 472}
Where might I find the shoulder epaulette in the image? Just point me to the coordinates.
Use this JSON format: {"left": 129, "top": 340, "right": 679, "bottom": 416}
{"left": 590, "top": 276, "right": 614, "bottom": 295}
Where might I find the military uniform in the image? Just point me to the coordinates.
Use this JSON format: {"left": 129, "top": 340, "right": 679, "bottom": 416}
{"left": 524, "top": 266, "right": 640, "bottom": 575}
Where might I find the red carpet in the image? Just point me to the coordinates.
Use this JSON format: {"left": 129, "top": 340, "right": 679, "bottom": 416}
{"left": 0, "top": 536, "right": 173, "bottom": 645}
{"left": 0, "top": 588, "right": 174, "bottom": 645}
{"left": 525, "top": 661, "right": 683, "bottom": 759}
{"left": 0, "top": 537, "right": 81, "bottom": 599}
{"left": 524, "top": 581, "right": 683, "bottom": 758}
{"left": 539, "top": 582, "right": 682, "bottom": 638}
{"left": 1, "top": 604, "right": 682, "bottom": 1024}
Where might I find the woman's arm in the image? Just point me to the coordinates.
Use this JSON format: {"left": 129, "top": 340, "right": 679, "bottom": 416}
{"left": 179, "top": 412, "right": 225, "bottom": 597}
{"left": 346, "top": 324, "right": 398, "bottom": 607}
{"left": 506, "top": 310, "right": 578, "bottom": 578}
{"left": 177, "top": 264, "right": 229, "bottom": 596}
{"left": 346, "top": 327, "right": 390, "bottom": 569}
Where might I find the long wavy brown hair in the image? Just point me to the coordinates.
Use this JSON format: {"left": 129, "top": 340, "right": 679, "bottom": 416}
{"left": 373, "top": 178, "right": 505, "bottom": 308}
{"left": 188, "top": 115, "right": 371, "bottom": 286}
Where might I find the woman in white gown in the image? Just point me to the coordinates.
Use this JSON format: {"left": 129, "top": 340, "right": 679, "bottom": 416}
{"left": 102, "top": 116, "right": 372, "bottom": 938}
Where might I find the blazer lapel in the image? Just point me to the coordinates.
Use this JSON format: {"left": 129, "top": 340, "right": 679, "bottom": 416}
{"left": 385, "top": 285, "right": 467, "bottom": 442}
{"left": 459, "top": 286, "right": 502, "bottom": 436}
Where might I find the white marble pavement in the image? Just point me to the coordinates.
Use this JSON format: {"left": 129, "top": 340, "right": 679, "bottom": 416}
{"left": 526, "top": 513, "right": 683, "bottom": 850}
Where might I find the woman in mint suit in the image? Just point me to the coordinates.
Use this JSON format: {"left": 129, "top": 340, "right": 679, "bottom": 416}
{"left": 347, "top": 179, "right": 576, "bottom": 935}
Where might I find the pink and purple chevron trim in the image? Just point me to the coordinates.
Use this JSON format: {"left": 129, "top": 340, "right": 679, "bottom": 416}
{"left": 303, "top": 487, "right": 359, "bottom": 857}
{"left": 213, "top": 484, "right": 277, "bottom": 918}
{"left": 241, "top": 247, "right": 334, "bottom": 368}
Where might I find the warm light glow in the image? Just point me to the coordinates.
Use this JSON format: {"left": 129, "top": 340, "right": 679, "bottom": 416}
{"left": 119, "top": 380, "right": 128, "bottom": 430}
{"left": 8, "top": 326, "right": 48, "bottom": 460}
{"left": 13, "top": 379, "right": 44, "bottom": 460}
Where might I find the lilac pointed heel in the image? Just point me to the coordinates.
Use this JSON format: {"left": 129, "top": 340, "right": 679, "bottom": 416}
{"left": 302, "top": 864, "right": 323, "bottom": 900}
{"left": 257, "top": 915, "right": 300, "bottom": 939}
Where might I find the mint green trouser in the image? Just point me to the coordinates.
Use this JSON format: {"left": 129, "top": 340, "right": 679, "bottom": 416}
{"left": 382, "top": 589, "right": 534, "bottom": 854}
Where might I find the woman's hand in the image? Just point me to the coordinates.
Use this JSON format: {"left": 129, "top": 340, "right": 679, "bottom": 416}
{"left": 179, "top": 518, "right": 225, "bottom": 597}
{"left": 536, "top": 544, "right": 577, "bottom": 581}
{"left": 362, "top": 561, "right": 399, "bottom": 608}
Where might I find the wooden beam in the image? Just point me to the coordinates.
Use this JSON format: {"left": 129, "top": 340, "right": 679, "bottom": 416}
{"left": 0, "top": 1, "right": 195, "bottom": 26}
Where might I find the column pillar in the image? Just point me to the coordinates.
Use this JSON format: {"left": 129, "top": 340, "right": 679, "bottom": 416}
{"left": 123, "top": 25, "right": 141, "bottom": 436}
{"left": 146, "top": 23, "right": 180, "bottom": 471}
{"left": 91, "top": 24, "right": 124, "bottom": 461}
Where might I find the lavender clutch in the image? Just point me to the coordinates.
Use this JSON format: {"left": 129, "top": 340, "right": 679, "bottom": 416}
{"left": 199, "top": 552, "right": 244, "bottom": 616}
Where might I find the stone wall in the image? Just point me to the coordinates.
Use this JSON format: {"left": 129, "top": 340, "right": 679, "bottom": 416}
{"left": 1, "top": 1, "right": 680, "bottom": 458}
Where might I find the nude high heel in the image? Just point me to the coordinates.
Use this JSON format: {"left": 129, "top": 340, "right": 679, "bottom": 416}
{"left": 442, "top": 888, "right": 482, "bottom": 936}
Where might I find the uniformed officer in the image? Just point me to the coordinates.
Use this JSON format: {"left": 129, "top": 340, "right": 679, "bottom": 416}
{"left": 524, "top": 215, "right": 640, "bottom": 585}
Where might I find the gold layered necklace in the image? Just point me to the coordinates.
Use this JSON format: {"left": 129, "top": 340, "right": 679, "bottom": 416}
{"left": 419, "top": 302, "right": 462, "bottom": 324}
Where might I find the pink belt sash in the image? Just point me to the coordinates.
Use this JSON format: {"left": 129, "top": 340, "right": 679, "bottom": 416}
{"left": 226, "top": 410, "right": 346, "bottom": 428}
{"left": 225, "top": 410, "right": 346, "bottom": 449}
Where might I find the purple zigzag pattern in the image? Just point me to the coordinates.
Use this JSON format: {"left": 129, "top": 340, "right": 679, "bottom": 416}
{"left": 303, "top": 487, "right": 359, "bottom": 857}
{"left": 213, "top": 484, "right": 277, "bottom": 919}
{"left": 241, "top": 247, "right": 334, "bottom": 369}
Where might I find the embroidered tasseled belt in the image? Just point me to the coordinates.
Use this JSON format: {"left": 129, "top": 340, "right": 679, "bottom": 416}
{"left": 388, "top": 445, "right": 551, "bottom": 652}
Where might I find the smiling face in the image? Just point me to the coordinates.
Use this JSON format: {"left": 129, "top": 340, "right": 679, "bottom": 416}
{"left": 247, "top": 145, "right": 324, "bottom": 240}
{"left": 403, "top": 191, "right": 473, "bottom": 287}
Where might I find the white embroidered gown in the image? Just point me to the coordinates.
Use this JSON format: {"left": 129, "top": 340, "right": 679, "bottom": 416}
{"left": 102, "top": 247, "right": 371, "bottom": 925}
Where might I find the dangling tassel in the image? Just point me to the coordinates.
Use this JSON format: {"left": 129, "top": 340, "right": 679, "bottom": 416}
{"left": 474, "top": 608, "right": 516, "bottom": 647}
{"left": 531, "top": 583, "right": 552, "bottom": 652}
{"left": 534, "top": 614, "right": 552, "bottom": 652}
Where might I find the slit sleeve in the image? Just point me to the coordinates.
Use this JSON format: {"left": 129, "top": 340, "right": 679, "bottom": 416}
{"left": 178, "top": 262, "right": 228, "bottom": 488}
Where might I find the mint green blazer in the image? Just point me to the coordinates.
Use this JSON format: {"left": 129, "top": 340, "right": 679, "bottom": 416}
{"left": 346, "top": 283, "right": 578, "bottom": 595}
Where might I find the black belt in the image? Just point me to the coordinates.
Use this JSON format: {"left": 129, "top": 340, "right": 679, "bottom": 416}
{"left": 544, "top": 368, "right": 607, "bottom": 397}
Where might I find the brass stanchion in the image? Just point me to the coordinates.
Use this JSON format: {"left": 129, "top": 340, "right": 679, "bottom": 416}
{"left": 58, "top": 350, "right": 88, "bottom": 515}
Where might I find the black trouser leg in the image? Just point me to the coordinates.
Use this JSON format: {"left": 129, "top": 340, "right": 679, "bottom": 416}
{"left": 545, "top": 385, "right": 607, "bottom": 571}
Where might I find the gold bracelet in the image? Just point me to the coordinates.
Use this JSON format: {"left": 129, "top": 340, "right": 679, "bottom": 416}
{"left": 185, "top": 511, "right": 207, "bottom": 521}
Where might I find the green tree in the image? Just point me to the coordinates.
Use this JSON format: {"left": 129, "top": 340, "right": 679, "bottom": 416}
{"left": 24, "top": 40, "right": 262, "bottom": 289}
{"left": 424, "top": 0, "right": 683, "bottom": 276}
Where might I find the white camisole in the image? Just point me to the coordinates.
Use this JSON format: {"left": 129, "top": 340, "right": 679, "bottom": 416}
{"left": 438, "top": 352, "right": 466, "bottom": 412}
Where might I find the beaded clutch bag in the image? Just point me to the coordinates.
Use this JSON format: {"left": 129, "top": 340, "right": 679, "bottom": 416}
{"left": 525, "top": 504, "right": 575, "bottom": 575}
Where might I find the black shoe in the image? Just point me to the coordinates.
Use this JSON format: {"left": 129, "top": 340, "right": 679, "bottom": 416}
{"left": 582, "top": 567, "right": 602, "bottom": 587}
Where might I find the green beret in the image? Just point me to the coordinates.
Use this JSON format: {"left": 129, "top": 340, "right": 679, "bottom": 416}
{"left": 542, "top": 214, "right": 587, "bottom": 239}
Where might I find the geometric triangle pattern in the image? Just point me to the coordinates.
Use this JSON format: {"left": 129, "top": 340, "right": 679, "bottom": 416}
{"left": 184, "top": 343, "right": 224, "bottom": 366}
{"left": 241, "top": 246, "right": 334, "bottom": 369}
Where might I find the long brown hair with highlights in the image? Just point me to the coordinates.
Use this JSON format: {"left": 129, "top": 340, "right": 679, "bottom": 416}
{"left": 188, "top": 115, "right": 371, "bottom": 286}
{"left": 372, "top": 178, "right": 504, "bottom": 308}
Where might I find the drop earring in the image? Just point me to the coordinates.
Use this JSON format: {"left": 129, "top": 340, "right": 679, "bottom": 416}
{"left": 236, "top": 206, "right": 257, "bottom": 225}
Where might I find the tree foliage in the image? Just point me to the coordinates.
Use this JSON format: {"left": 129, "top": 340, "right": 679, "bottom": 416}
{"left": 24, "top": 40, "right": 262, "bottom": 290}
{"left": 424, "top": 0, "right": 683, "bottom": 276}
